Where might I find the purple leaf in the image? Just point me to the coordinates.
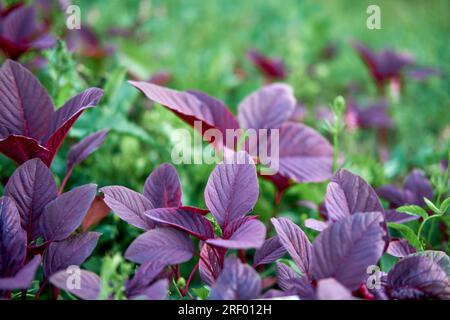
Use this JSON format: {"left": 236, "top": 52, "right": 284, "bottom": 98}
{"left": 210, "top": 257, "right": 261, "bottom": 300}
{"left": 237, "top": 83, "right": 295, "bottom": 130}
{"left": 186, "top": 90, "right": 242, "bottom": 149}
{"left": 0, "top": 255, "right": 40, "bottom": 290}
{"left": 221, "top": 215, "right": 256, "bottom": 239}
{"left": 385, "top": 209, "right": 419, "bottom": 224}
{"left": 246, "top": 49, "right": 287, "bottom": 80}
{"left": 288, "top": 277, "right": 316, "bottom": 299}
{"left": 316, "top": 278, "right": 355, "bottom": 300}
{"left": 66, "top": 26, "right": 113, "bottom": 59}
{"left": 67, "top": 129, "right": 109, "bottom": 172}
{"left": 355, "top": 101, "right": 392, "bottom": 129}
{"left": 50, "top": 269, "right": 101, "bottom": 300}
{"left": 387, "top": 239, "right": 416, "bottom": 258}
{"left": 289, "top": 103, "right": 306, "bottom": 122}
{"left": 125, "top": 228, "right": 194, "bottom": 265}
{"left": 148, "top": 70, "right": 172, "bottom": 86}
{"left": 4, "top": 159, "right": 57, "bottom": 240}
{"left": 129, "top": 82, "right": 240, "bottom": 149}
{"left": 0, "top": 60, "right": 102, "bottom": 166}
{"left": 276, "top": 262, "right": 300, "bottom": 291}
{"left": 272, "top": 123, "right": 333, "bottom": 183}
{"left": 408, "top": 67, "right": 441, "bottom": 81}
{"left": 376, "top": 185, "right": 405, "bottom": 207}
{"left": 0, "top": 196, "right": 26, "bottom": 277}
{"left": 352, "top": 41, "right": 413, "bottom": 90}
{"left": 403, "top": 169, "right": 433, "bottom": 206}
{"left": 261, "top": 289, "right": 291, "bottom": 299}
{"left": 43, "top": 232, "right": 101, "bottom": 277}
{"left": 304, "top": 218, "right": 329, "bottom": 232}
{"left": 206, "top": 219, "right": 266, "bottom": 249}
{"left": 253, "top": 236, "right": 287, "bottom": 267}
{"left": 377, "top": 169, "right": 434, "bottom": 222}
{"left": 0, "top": 5, "right": 54, "bottom": 60}
{"left": 325, "top": 169, "right": 384, "bottom": 221}
{"left": 100, "top": 186, "right": 155, "bottom": 230}
{"left": 125, "top": 261, "right": 166, "bottom": 298}
{"left": 0, "top": 135, "right": 51, "bottom": 165}
{"left": 143, "top": 163, "right": 182, "bottom": 208}
{"left": 134, "top": 279, "right": 168, "bottom": 300}
{"left": 410, "top": 251, "right": 450, "bottom": 277}
{"left": 387, "top": 256, "right": 450, "bottom": 300}
{"left": 204, "top": 151, "right": 258, "bottom": 228}
{"left": 271, "top": 217, "right": 312, "bottom": 275}
{"left": 0, "top": 59, "right": 53, "bottom": 140}
{"left": 312, "top": 212, "right": 387, "bottom": 290}
{"left": 40, "top": 184, "right": 97, "bottom": 242}
{"left": 146, "top": 207, "right": 214, "bottom": 240}
{"left": 199, "top": 243, "right": 224, "bottom": 286}
{"left": 29, "top": 33, "right": 56, "bottom": 50}
{"left": 1, "top": 6, "right": 36, "bottom": 43}
{"left": 43, "top": 88, "right": 104, "bottom": 159}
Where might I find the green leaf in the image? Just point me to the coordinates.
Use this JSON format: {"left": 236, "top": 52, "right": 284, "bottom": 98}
{"left": 439, "top": 197, "right": 450, "bottom": 214}
{"left": 332, "top": 95, "right": 346, "bottom": 115}
{"left": 206, "top": 214, "right": 222, "bottom": 237}
{"left": 277, "top": 258, "right": 301, "bottom": 275}
{"left": 192, "top": 286, "right": 210, "bottom": 300}
{"left": 424, "top": 197, "right": 441, "bottom": 215}
{"left": 99, "top": 254, "right": 127, "bottom": 300}
{"left": 397, "top": 205, "right": 428, "bottom": 220}
{"left": 103, "top": 67, "right": 127, "bottom": 104}
{"left": 388, "top": 222, "right": 423, "bottom": 250}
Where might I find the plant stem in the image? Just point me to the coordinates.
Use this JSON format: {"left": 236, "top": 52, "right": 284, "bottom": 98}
{"left": 436, "top": 151, "right": 450, "bottom": 206}
{"left": 238, "top": 250, "right": 247, "bottom": 264}
{"left": 181, "top": 261, "right": 200, "bottom": 297}
{"left": 52, "top": 285, "right": 59, "bottom": 300}
{"left": 332, "top": 129, "right": 339, "bottom": 172}
{"left": 34, "top": 279, "right": 48, "bottom": 300}
{"left": 174, "top": 264, "right": 181, "bottom": 280}
{"left": 59, "top": 168, "right": 73, "bottom": 195}
{"left": 418, "top": 215, "right": 441, "bottom": 247}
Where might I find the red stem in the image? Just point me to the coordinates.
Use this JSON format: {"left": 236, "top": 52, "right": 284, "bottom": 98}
{"left": 181, "top": 261, "right": 200, "bottom": 297}
{"left": 59, "top": 168, "right": 73, "bottom": 195}
{"left": 238, "top": 249, "right": 247, "bottom": 264}
{"left": 175, "top": 264, "right": 181, "bottom": 280}
{"left": 52, "top": 286, "right": 59, "bottom": 300}
{"left": 1, "top": 290, "right": 11, "bottom": 299}
{"left": 34, "top": 279, "right": 48, "bottom": 300}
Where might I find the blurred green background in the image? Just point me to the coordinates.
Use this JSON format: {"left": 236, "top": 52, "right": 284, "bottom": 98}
{"left": 0, "top": 0, "right": 449, "bottom": 294}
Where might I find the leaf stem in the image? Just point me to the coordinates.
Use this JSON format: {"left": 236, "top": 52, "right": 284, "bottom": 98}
{"left": 332, "top": 129, "right": 339, "bottom": 172}
{"left": 181, "top": 261, "right": 200, "bottom": 297}
{"left": 238, "top": 249, "right": 247, "bottom": 264}
{"left": 418, "top": 215, "right": 442, "bottom": 247}
{"left": 59, "top": 167, "right": 73, "bottom": 195}
{"left": 34, "top": 279, "right": 48, "bottom": 300}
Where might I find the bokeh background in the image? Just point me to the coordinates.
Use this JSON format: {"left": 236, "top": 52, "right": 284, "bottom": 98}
{"left": 1, "top": 0, "right": 449, "bottom": 294}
